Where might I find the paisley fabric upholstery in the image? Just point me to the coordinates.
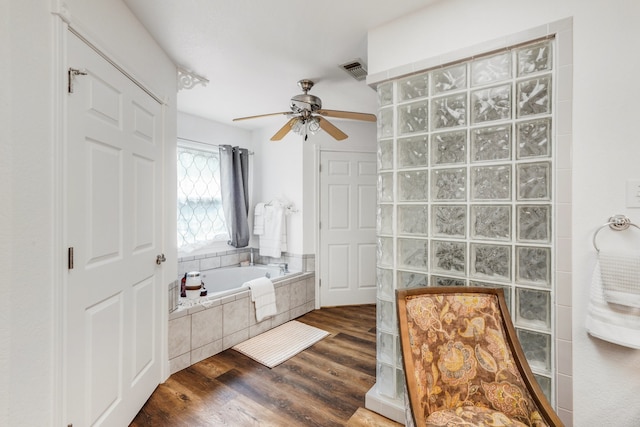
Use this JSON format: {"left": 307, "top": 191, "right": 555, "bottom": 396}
{"left": 426, "top": 406, "right": 529, "bottom": 427}
{"left": 400, "top": 291, "right": 550, "bottom": 427}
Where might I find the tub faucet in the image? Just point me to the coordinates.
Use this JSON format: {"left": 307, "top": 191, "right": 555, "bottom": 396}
{"left": 249, "top": 248, "right": 254, "bottom": 266}
{"left": 279, "top": 263, "right": 289, "bottom": 275}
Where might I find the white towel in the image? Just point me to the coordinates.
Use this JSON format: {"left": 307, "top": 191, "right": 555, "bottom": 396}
{"left": 253, "top": 203, "right": 265, "bottom": 236}
{"left": 598, "top": 251, "right": 640, "bottom": 308}
{"left": 244, "top": 277, "right": 277, "bottom": 322}
{"left": 259, "top": 204, "right": 286, "bottom": 257}
{"left": 586, "top": 260, "right": 640, "bottom": 349}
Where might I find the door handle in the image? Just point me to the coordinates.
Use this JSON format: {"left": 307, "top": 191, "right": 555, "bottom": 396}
{"left": 156, "top": 253, "right": 166, "bottom": 265}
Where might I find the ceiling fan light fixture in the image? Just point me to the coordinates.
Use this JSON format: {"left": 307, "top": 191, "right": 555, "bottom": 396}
{"left": 292, "top": 116, "right": 320, "bottom": 140}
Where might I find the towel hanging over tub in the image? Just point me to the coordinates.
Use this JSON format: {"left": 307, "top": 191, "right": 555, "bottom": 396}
{"left": 586, "top": 253, "right": 640, "bottom": 349}
{"left": 243, "top": 277, "right": 278, "bottom": 322}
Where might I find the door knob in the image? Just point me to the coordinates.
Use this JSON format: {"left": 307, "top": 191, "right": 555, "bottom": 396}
{"left": 156, "top": 253, "right": 166, "bottom": 265}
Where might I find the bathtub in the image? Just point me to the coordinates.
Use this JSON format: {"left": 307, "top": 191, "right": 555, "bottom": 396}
{"left": 180, "top": 264, "right": 298, "bottom": 306}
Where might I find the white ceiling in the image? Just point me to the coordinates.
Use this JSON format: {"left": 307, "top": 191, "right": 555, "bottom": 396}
{"left": 123, "top": 0, "right": 440, "bottom": 132}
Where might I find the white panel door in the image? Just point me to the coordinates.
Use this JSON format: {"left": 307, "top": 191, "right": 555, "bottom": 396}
{"left": 65, "top": 32, "right": 163, "bottom": 427}
{"left": 320, "top": 151, "right": 377, "bottom": 306}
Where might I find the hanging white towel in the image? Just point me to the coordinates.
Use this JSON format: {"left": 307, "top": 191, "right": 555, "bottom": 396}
{"left": 259, "top": 204, "right": 286, "bottom": 257}
{"left": 243, "top": 277, "right": 277, "bottom": 322}
{"left": 586, "top": 259, "right": 640, "bottom": 349}
{"left": 253, "top": 202, "right": 265, "bottom": 236}
{"left": 598, "top": 251, "right": 640, "bottom": 308}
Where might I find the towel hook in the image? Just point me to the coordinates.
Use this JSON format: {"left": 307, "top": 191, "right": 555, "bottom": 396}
{"left": 592, "top": 214, "right": 640, "bottom": 252}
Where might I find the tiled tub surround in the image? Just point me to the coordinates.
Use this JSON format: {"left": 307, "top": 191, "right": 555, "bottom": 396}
{"left": 168, "top": 248, "right": 316, "bottom": 374}
{"left": 169, "top": 248, "right": 316, "bottom": 312}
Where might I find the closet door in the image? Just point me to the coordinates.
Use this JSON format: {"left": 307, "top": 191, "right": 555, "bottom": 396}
{"left": 65, "top": 31, "right": 164, "bottom": 427}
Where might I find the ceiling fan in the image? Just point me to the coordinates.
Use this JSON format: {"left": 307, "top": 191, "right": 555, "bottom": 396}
{"left": 232, "top": 79, "right": 377, "bottom": 141}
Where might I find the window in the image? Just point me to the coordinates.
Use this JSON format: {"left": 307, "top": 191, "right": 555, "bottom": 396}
{"left": 177, "top": 142, "right": 228, "bottom": 249}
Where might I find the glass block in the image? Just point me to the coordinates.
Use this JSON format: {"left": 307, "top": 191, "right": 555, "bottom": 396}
{"left": 471, "top": 84, "right": 512, "bottom": 124}
{"left": 377, "top": 362, "right": 395, "bottom": 398}
{"left": 432, "top": 205, "right": 466, "bottom": 238}
{"left": 471, "top": 165, "right": 511, "bottom": 200}
{"left": 398, "top": 135, "right": 429, "bottom": 168}
{"left": 431, "top": 168, "right": 466, "bottom": 201}
{"left": 378, "top": 331, "right": 395, "bottom": 364}
{"left": 471, "top": 205, "right": 511, "bottom": 241}
{"left": 396, "top": 369, "right": 406, "bottom": 399}
{"left": 378, "top": 107, "right": 394, "bottom": 139}
{"left": 432, "top": 63, "right": 467, "bottom": 94}
{"left": 433, "top": 276, "right": 466, "bottom": 287}
{"left": 398, "top": 270, "right": 429, "bottom": 288}
{"left": 516, "top": 287, "right": 551, "bottom": 329}
{"left": 398, "top": 100, "right": 429, "bottom": 135}
{"left": 517, "top": 329, "right": 551, "bottom": 371}
{"left": 516, "top": 246, "right": 551, "bottom": 286}
{"left": 397, "top": 238, "right": 429, "bottom": 270}
{"left": 378, "top": 139, "right": 393, "bottom": 170}
{"left": 470, "top": 281, "right": 512, "bottom": 310}
{"left": 471, "top": 243, "right": 511, "bottom": 281}
{"left": 377, "top": 237, "right": 394, "bottom": 267}
{"left": 431, "top": 93, "right": 466, "bottom": 129}
{"left": 517, "top": 41, "right": 553, "bottom": 76}
{"left": 431, "top": 240, "right": 466, "bottom": 275}
{"left": 398, "top": 204, "right": 428, "bottom": 235}
{"left": 378, "top": 172, "right": 394, "bottom": 202}
{"left": 517, "top": 76, "right": 551, "bottom": 117}
{"left": 378, "top": 81, "right": 394, "bottom": 106}
{"left": 398, "top": 170, "right": 429, "bottom": 201}
{"left": 377, "top": 268, "right": 394, "bottom": 299}
{"left": 398, "top": 73, "right": 429, "bottom": 101}
{"left": 431, "top": 130, "right": 467, "bottom": 165}
{"left": 517, "top": 118, "right": 551, "bottom": 159}
{"left": 396, "top": 336, "right": 403, "bottom": 366}
{"left": 471, "top": 52, "right": 512, "bottom": 86}
{"left": 471, "top": 125, "right": 512, "bottom": 162}
{"left": 517, "top": 162, "right": 551, "bottom": 200}
{"left": 377, "top": 204, "right": 393, "bottom": 235}
{"left": 378, "top": 298, "right": 396, "bottom": 332}
{"left": 534, "top": 374, "right": 552, "bottom": 403}
{"left": 517, "top": 205, "right": 551, "bottom": 242}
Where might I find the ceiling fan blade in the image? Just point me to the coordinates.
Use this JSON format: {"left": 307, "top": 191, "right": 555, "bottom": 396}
{"left": 271, "top": 118, "right": 298, "bottom": 141}
{"left": 233, "top": 111, "right": 291, "bottom": 121}
{"left": 317, "top": 117, "right": 348, "bottom": 141}
{"left": 317, "top": 109, "right": 377, "bottom": 122}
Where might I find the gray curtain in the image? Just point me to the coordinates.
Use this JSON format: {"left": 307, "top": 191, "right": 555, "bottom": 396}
{"left": 219, "top": 145, "right": 250, "bottom": 247}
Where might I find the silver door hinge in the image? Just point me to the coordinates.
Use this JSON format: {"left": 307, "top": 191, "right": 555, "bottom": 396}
{"left": 68, "top": 247, "right": 74, "bottom": 270}
{"left": 68, "top": 67, "right": 87, "bottom": 93}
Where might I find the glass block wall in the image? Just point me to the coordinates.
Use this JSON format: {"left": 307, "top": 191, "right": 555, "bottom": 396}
{"left": 375, "top": 39, "right": 556, "bottom": 405}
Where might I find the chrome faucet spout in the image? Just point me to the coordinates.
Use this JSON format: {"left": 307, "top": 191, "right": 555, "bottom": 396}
{"left": 279, "top": 263, "right": 289, "bottom": 274}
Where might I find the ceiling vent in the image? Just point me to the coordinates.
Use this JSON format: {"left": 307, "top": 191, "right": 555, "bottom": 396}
{"left": 339, "top": 58, "right": 368, "bottom": 81}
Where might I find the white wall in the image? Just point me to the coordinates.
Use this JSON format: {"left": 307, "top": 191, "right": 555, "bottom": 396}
{"left": 1, "top": 1, "right": 177, "bottom": 426}
{"left": 369, "top": 0, "right": 640, "bottom": 425}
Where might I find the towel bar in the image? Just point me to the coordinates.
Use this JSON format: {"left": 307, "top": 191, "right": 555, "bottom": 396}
{"left": 592, "top": 214, "right": 640, "bottom": 252}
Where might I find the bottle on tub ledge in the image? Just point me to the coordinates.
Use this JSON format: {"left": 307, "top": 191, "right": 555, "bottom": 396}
{"left": 182, "top": 271, "right": 207, "bottom": 299}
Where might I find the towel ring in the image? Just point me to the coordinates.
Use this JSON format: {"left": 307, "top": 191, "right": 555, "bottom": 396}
{"left": 592, "top": 214, "right": 640, "bottom": 252}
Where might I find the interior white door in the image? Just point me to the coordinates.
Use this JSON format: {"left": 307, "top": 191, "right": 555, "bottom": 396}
{"left": 65, "top": 32, "right": 163, "bottom": 427}
{"left": 320, "top": 151, "right": 377, "bottom": 306}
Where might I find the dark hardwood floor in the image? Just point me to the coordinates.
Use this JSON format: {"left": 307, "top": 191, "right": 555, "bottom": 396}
{"left": 130, "top": 305, "right": 402, "bottom": 426}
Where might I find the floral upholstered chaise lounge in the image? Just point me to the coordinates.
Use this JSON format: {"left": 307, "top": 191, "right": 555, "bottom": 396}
{"left": 396, "top": 287, "right": 563, "bottom": 427}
